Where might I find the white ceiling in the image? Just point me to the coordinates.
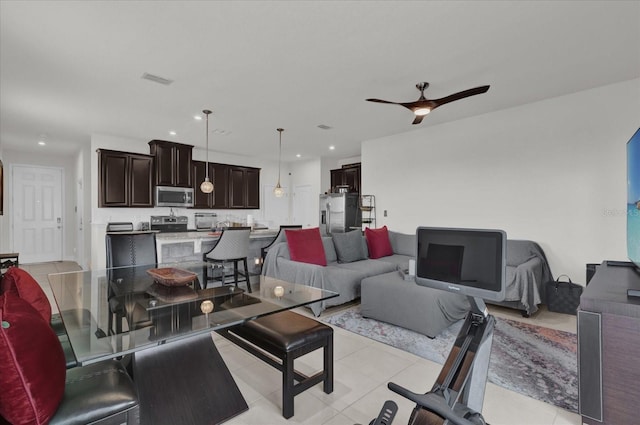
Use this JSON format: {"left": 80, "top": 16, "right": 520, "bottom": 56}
{"left": 1, "top": 1, "right": 638, "bottom": 162}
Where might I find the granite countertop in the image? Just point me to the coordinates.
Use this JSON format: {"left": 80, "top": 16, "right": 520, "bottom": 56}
{"left": 155, "top": 229, "right": 278, "bottom": 241}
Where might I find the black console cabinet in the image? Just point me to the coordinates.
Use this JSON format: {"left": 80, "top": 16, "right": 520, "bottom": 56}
{"left": 578, "top": 261, "right": 640, "bottom": 424}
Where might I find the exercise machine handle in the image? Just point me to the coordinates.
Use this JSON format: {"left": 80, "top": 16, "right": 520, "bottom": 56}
{"left": 387, "top": 382, "right": 477, "bottom": 425}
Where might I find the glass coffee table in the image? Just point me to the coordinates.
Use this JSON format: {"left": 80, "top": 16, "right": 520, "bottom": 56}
{"left": 49, "top": 261, "right": 337, "bottom": 425}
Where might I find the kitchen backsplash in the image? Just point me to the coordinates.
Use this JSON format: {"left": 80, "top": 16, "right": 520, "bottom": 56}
{"left": 93, "top": 207, "right": 268, "bottom": 230}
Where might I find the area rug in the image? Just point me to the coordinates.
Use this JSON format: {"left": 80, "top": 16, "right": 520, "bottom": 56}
{"left": 323, "top": 306, "right": 578, "bottom": 412}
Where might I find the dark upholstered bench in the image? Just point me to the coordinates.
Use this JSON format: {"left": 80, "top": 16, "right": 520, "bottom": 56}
{"left": 217, "top": 310, "right": 333, "bottom": 419}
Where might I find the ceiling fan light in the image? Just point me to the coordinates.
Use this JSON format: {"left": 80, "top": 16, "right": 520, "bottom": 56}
{"left": 200, "top": 177, "right": 214, "bottom": 194}
{"left": 273, "top": 182, "right": 284, "bottom": 198}
{"left": 414, "top": 107, "right": 431, "bottom": 116}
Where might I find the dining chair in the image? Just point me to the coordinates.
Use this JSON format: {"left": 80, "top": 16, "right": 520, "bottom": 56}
{"left": 202, "top": 227, "right": 252, "bottom": 292}
{"left": 259, "top": 225, "right": 302, "bottom": 273}
{"left": 105, "top": 232, "right": 158, "bottom": 335}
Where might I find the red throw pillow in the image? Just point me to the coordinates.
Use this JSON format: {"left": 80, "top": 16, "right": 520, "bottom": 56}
{"left": 365, "top": 226, "right": 393, "bottom": 259}
{"left": 1, "top": 267, "right": 52, "bottom": 323}
{"left": 285, "top": 227, "right": 327, "bottom": 266}
{"left": 0, "top": 292, "right": 66, "bottom": 425}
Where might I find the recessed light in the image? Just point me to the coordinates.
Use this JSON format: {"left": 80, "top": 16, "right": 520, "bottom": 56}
{"left": 169, "top": 131, "right": 177, "bottom": 136}
{"left": 194, "top": 115, "right": 202, "bottom": 121}
{"left": 38, "top": 141, "right": 46, "bottom": 146}
{"left": 296, "top": 154, "right": 301, "bottom": 158}
{"left": 329, "top": 145, "right": 335, "bottom": 150}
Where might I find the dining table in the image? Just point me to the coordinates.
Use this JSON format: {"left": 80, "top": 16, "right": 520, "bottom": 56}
{"left": 48, "top": 261, "right": 337, "bottom": 425}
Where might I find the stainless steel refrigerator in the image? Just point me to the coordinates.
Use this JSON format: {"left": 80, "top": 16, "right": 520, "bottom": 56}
{"left": 319, "top": 193, "right": 361, "bottom": 235}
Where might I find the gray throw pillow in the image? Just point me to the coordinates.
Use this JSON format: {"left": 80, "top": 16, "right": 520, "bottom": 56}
{"left": 332, "top": 230, "right": 367, "bottom": 263}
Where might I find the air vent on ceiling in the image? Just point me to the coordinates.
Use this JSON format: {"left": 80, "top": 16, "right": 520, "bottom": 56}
{"left": 141, "top": 72, "right": 174, "bottom": 85}
{"left": 317, "top": 124, "right": 332, "bottom": 130}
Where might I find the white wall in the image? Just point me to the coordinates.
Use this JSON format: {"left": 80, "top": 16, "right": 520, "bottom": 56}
{"left": 290, "top": 158, "right": 322, "bottom": 226}
{"left": 362, "top": 78, "right": 640, "bottom": 284}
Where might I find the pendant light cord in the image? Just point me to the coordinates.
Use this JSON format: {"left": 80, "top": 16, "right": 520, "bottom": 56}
{"left": 203, "top": 109, "right": 212, "bottom": 179}
{"left": 277, "top": 128, "right": 283, "bottom": 184}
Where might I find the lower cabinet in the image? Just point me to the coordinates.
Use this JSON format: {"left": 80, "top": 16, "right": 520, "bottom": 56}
{"left": 98, "top": 149, "right": 153, "bottom": 207}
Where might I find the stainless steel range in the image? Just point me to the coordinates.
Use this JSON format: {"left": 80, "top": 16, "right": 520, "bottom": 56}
{"left": 150, "top": 215, "right": 189, "bottom": 233}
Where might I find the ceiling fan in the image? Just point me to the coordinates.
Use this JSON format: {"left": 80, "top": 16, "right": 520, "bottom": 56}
{"left": 366, "top": 82, "right": 490, "bottom": 125}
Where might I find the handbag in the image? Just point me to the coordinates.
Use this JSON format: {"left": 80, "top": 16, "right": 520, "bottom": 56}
{"left": 545, "top": 275, "right": 583, "bottom": 315}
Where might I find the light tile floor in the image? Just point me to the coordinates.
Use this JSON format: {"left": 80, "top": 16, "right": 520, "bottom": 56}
{"left": 27, "top": 261, "right": 580, "bottom": 425}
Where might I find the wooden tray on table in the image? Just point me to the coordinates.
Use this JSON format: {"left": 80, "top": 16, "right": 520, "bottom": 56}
{"left": 146, "top": 267, "right": 197, "bottom": 287}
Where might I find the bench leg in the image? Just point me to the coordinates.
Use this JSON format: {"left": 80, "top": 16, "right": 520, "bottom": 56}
{"left": 283, "top": 352, "right": 295, "bottom": 419}
{"left": 324, "top": 334, "right": 334, "bottom": 394}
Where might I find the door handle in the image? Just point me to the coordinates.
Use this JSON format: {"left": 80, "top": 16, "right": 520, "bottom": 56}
{"left": 57, "top": 217, "right": 62, "bottom": 229}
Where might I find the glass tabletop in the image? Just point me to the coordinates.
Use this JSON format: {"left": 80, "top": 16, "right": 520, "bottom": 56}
{"left": 48, "top": 261, "right": 337, "bottom": 365}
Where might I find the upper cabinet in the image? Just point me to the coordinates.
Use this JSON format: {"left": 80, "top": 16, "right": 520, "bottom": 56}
{"left": 229, "top": 166, "right": 260, "bottom": 209}
{"left": 149, "top": 140, "right": 193, "bottom": 187}
{"left": 192, "top": 161, "right": 230, "bottom": 209}
{"left": 330, "top": 163, "right": 361, "bottom": 193}
{"left": 98, "top": 149, "right": 154, "bottom": 207}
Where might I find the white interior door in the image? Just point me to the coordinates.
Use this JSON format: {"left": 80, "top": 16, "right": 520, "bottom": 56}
{"left": 263, "top": 184, "right": 289, "bottom": 227}
{"left": 292, "top": 185, "right": 315, "bottom": 227}
{"left": 12, "top": 165, "right": 63, "bottom": 263}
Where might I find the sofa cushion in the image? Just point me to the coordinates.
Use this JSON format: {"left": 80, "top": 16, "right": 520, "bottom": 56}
{"left": 286, "top": 228, "right": 327, "bottom": 266}
{"left": 376, "top": 254, "right": 413, "bottom": 271}
{"left": 321, "top": 237, "right": 338, "bottom": 263}
{"left": 332, "top": 230, "right": 368, "bottom": 263}
{"left": 0, "top": 292, "right": 66, "bottom": 425}
{"left": 334, "top": 259, "right": 398, "bottom": 278}
{"left": 365, "top": 226, "right": 393, "bottom": 259}
{"left": 1, "top": 267, "right": 52, "bottom": 323}
{"left": 388, "top": 231, "right": 416, "bottom": 257}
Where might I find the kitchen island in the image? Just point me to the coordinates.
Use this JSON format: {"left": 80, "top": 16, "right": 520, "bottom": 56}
{"left": 155, "top": 229, "right": 278, "bottom": 275}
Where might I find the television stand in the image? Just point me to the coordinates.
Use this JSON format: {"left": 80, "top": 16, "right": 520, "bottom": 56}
{"left": 578, "top": 262, "right": 640, "bottom": 424}
{"left": 371, "top": 297, "right": 494, "bottom": 425}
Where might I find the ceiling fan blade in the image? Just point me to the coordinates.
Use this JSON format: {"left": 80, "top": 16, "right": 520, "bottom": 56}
{"left": 431, "top": 85, "right": 490, "bottom": 108}
{"left": 412, "top": 115, "right": 425, "bottom": 125}
{"left": 366, "top": 98, "right": 403, "bottom": 105}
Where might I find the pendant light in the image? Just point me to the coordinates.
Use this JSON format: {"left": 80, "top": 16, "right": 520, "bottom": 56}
{"left": 273, "top": 128, "right": 285, "bottom": 198}
{"left": 200, "top": 109, "right": 214, "bottom": 194}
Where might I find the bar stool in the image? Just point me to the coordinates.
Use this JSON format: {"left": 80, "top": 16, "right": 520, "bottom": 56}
{"left": 203, "top": 227, "right": 252, "bottom": 292}
{"left": 259, "top": 225, "right": 302, "bottom": 274}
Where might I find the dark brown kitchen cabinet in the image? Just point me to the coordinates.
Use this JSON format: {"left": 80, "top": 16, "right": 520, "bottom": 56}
{"left": 149, "top": 140, "right": 193, "bottom": 187}
{"left": 192, "top": 161, "right": 229, "bottom": 209}
{"left": 330, "top": 163, "right": 361, "bottom": 193}
{"left": 229, "top": 166, "right": 260, "bottom": 209}
{"left": 98, "top": 149, "right": 153, "bottom": 207}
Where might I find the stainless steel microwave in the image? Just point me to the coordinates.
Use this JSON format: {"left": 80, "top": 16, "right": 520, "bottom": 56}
{"left": 155, "top": 186, "right": 194, "bottom": 208}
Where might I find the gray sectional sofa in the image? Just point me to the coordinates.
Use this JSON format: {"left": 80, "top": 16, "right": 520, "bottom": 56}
{"left": 262, "top": 230, "right": 470, "bottom": 337}
{"left": 262, "top": 228, "right": 555, "bottom": 338}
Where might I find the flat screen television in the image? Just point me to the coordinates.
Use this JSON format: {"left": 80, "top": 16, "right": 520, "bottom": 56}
{"left": 415, "top": 227, "right": 506, "bottom": 302}
{"left": 628, "top": 128, "right": 640, "bottom": 269}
